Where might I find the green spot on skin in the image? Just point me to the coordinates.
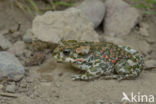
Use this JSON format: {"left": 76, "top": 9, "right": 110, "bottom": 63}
{"left": 132, "top": 58, "right": 137, "bottom": 62}
{"left": 125, "top": 65, "right": 132, "bottom": 71}
{"left": 136, "top": 56, "right": 140, "bottom": 59}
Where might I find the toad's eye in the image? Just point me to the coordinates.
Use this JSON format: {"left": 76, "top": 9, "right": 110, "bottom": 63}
{"left": 63, "top": 49, "right": 70, "bottom": 56}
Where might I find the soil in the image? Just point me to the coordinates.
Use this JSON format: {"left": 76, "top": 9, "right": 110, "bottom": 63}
{"left": 0, "top": 0, "right": 156, "bottom": 104}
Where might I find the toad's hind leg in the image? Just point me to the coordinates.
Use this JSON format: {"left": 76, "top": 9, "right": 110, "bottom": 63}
{"left": 113, "top": 59, "right": 142, "bottom": 80}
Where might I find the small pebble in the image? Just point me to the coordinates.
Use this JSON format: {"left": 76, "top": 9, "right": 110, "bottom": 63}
{"left": 20, "top": 79, "right": 27, "bottom": 88}
{"left": 23, "top": 29, "right": 33, "bottom": 43}
{"left": 6, "top": 83, "right": 16, "bottom": 93}
{"left": 0, "top": 35, "right": 12, "bottom": 50}
{"left": 8, "top": 41, "right": 26, "bottom": 57}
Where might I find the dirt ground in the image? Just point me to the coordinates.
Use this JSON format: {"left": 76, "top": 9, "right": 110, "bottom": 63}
{"left": 0, "top": 0, "right": 156, "bottom": 104}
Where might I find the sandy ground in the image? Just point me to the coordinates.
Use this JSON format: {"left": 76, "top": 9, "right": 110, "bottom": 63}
{"left": 10, "top": 59, "right": 156, "bottom": 104}
{"left": 0, "top": 0, "right": 156, "bottom": 104}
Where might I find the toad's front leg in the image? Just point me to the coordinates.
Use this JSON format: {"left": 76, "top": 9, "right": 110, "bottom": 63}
{"left": 114, "top": 59, "right": 143, "bottom": 80}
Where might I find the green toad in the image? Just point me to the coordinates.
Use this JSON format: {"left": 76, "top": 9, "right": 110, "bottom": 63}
{"left": 52, "top": 40, "right": 144, "bottom": 80}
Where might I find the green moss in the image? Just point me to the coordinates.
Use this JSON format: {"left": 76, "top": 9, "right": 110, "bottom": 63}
{"left": 133, "top": 0, "right": 156, "bottom": 14}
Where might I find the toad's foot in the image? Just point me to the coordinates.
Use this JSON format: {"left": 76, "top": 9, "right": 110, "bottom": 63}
{"left": 102, "top": 74, "right": 138, "bottom": 80}
{"left": 72, "top": 72, "right": 100, "bottom": 81}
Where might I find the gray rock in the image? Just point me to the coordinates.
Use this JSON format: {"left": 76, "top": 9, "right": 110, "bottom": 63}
{"left": 32, "top": 8, "right": 99, "bottom": 43}
{"left": 0, "top": 35, "right": 12, "bottom": 50}
{"left": 104, "top": 0, "right": 141, "bottom": 36}
{"left": 0, "top": 52, "right": 25, "bottom": 81}
{"left": 23, "top": 29, "right": 33, "bottom": 43}
{"left": 6, "top": 82, "right": 16, "bottom": 93}
{"left": 76, "top": 0, "right": 105, "bottom": 28}
{"left": 8, "top": 41, "right": 26, "bottom": 57}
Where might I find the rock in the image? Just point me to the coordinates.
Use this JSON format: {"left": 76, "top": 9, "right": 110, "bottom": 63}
{"left": 6, "top": 82, "right": 16, "bottom": 93}
{"left": 8, "top": 41, "right": 26, "bottom": 57}
{"left": 0, "top": 52, "right": 25, "bottom": 81}
{"left": 145, "top": 59, "right": 156, "bottom": 68}
{"left": 76, "top": 0, "right": 105, "bottom": 28}
{"left": 0, "top": 35, "right": 12, "bottom": 50}
{"left": 23, "top": 49, "right": 32, "bottom": 58}
{"left": 20, "top": 79, "right": 27, "bottom": 88}
{"left": 23, "top": 29, "right": 33, "bottom": 43}
{"left": 32, "top": 8, "right": 99, "bottom": 43}
{"left": 104, "top": 0, "right": 141, "bottom": 36}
